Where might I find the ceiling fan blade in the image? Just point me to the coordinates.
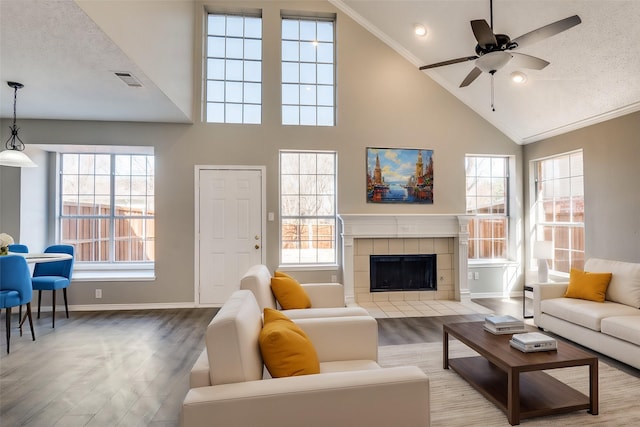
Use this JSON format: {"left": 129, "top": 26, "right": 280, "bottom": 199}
{"left": 471, "top": 19, "right": 497, "bottom": 48}
{"left": 510, "top": 15, "right": 581, "bottom": 49}
{"left": 459, "top": 67, "right": 483, "bottom": 88}
{"left": 419, "top": 56, "right": 478, "bottom": 70}
{"left": 511, "top": 52, "right": 550, "bottom": 70}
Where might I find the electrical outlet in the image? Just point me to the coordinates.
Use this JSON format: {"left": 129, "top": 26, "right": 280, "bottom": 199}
{"left": 95, "top": 289, "right": 102, "bottom": 299}
{"left": 474, "top": 272, "right": 480, "bottom": 280}
{"left": 468, "top": 272, "right": 473, "bottom": 280}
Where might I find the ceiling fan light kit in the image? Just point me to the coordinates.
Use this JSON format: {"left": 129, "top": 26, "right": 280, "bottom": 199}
{"left": 419, "top": 0, "right": 581, "bottom": 107}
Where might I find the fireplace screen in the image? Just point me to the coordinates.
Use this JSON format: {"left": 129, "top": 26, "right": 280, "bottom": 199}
{"left": 370, "top": 254, "right": 437, "bottom": 292}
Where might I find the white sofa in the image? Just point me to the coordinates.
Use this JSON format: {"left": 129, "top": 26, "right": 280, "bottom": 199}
{"left": 182, "top": 290, "right": 430, "bottom": 427}
{"left": 240, "top": 264, "right": 369, "bottom": 319}
{"left": 533, "top": 258, "right": 640, "bottom": 369}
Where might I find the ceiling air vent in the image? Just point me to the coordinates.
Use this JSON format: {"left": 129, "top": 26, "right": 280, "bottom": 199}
{"left": 114, "top": 72, "right": 143, "bottom": 88}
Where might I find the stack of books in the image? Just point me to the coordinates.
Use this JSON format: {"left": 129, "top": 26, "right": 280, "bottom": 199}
{"left": 483, "top": 315, "right": 527, "bottom": 335}
{"left": 510, "top": 332, "right": 557, "bottom": 352}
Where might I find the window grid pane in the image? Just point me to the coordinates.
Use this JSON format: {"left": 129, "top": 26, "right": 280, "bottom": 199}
{"left": 206, "top": 13, "right": 262, "bottom": 124}
{"left": 282, "top": 17, "right": 335, "bottom": 127}
{"left": 280, "top": 151, "right": 337, "bottom": 265}
{"left": 59, "top": 154, "right": 155, "bottom": 263}
{"left": 534, "top": 151, "right": 585, "bottom": 273}
{"left": 465, "top": 156, "right": 509, "bottom": 260}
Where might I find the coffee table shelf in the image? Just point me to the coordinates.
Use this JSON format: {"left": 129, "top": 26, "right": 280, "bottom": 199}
{"left": 449, "top": 356, "right": 591, "bottom": 421}
{"left": 443, "top": 321, "right": 598, "bottom": 425}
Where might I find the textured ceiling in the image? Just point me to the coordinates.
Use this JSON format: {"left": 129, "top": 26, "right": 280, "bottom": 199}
{"left": 1, "top": 1, "right": 639, "bottom": 144}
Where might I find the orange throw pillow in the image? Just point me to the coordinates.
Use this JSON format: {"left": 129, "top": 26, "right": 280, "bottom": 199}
{"left": 564, "top": 268, "right": 612, "bottom": 302}
{"left": 259, "top": 308, "right": 320, "bottom": 377}
{"left": 271, "top": 273, "right": 312, "bottom": 309}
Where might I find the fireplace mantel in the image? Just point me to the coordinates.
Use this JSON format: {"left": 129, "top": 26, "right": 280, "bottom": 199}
{"left": 338, "top": 214, "right": 472, "bottom": 304}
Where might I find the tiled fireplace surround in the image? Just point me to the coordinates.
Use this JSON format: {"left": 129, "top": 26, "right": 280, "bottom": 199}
{"left": 339, "top": 214, "right": 472, "bottom": 304}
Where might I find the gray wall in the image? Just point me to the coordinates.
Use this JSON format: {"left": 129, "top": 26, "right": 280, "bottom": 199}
{"left": 1, "top": 1, "right": 522, "bottom": 307}
{"left": 523, "top": 111, "right": 640, "bottom": 266}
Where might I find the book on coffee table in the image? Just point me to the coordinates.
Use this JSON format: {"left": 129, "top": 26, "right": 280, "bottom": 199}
{"left": 510, "top": 332, "right": 557, "bottom": 352}
{"left": 483, "top": 315, "right": 527, "bottom": 334}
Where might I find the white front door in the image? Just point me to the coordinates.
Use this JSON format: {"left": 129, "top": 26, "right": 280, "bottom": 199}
{"left": 197, "top": 167, "right": 264, "bottom": 305}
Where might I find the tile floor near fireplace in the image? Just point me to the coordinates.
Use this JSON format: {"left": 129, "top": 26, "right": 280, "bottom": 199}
{"left": 357, "top": 296, "right": 492, "bottom": 318}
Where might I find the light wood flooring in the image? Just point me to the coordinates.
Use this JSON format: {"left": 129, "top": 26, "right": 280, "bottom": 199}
{"left": 1, "top": 298, "right": 637, "bottom": 426}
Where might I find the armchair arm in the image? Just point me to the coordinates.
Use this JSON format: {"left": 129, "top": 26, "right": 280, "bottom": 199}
{"left": 301, "top": 282, "right": 345, "bottom": 308}
{"left": 294, "top": 315, "right": 378, "bottom": 362}
{"left": 532, "top": 282, "right": 568, "bottom": 325}
{"left": 181, "top": 366, "right": 430, "bottom": 427}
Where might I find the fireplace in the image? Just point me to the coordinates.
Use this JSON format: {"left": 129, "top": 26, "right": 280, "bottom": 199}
{"left": 338, "top": 214, "right": 472, "bottom": 304}
{"left": 370, "top": 254, "right": 437, "bottom": 292}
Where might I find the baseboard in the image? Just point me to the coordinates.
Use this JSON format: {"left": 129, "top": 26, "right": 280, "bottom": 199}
{"left": 34, "top": 302, "right": 200, "bottom": 312}
{"left": 470, "top": 291, "right": 522, "bottom": 299}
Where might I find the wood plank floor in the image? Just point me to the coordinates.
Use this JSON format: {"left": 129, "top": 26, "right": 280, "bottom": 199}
{"left": 1, "top": 299, "right": 637, "bottom": 426}
{"left": 1, "top": 308, "right": 217, "bottom": 426}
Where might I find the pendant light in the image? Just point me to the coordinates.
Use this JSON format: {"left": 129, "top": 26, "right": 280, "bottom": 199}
{"left": 0, "top": 81, "right": 37, "bottom": 168}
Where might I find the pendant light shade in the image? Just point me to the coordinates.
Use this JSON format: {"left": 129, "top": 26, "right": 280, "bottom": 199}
{"left": 1, "top": 81, "right": 37, "bottom": 168}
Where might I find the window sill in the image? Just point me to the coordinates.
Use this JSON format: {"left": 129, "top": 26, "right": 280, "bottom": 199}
{"left": 277, "top": 264, "right": 339, "bottom": 272}
{"left": 72, "top": 264, "right": 155, "bottom": 282}
{"left": 468, "top": 259, "right": 518, "bottom": 267}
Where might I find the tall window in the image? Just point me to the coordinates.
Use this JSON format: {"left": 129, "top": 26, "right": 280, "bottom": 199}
{"left": 534, "top": 151, "right": 585, "bottom": 273}
{"left": 281, "top": 16, "right": 335, "bottom": 126}
{"left": 280, "top": 151, "right": 337, "bottom": 265}
{"left": 59, "top": 154, "right": 155, "bottom": 264}
{"left": 206, "top": 13, "right": 262, "bottom": 124}
{"left": 465, "top": 156, "right": 510, "bottom": 259}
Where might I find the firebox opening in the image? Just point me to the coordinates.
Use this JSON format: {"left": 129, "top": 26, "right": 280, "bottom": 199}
{"left": 370, "top": 254, "right": 437, "bottom": 292}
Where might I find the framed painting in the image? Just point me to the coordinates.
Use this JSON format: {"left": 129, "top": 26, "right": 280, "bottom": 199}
{"left": 366, "top": 147, "right": 434, "bottom": 204}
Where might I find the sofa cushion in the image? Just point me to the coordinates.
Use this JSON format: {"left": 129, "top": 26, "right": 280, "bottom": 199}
{"left": 259, "top": 308, "right": 320, "bottom": 377}
{"left": 271, "top": 275, "right": 312, "bottom": 309}
{"left": 541, "top": 298, "right": 640, "bottom": 331}
{"left": 585, "top": 258, "right": 640, "bottom": 308}
{"left": 282, "top": 306, "right": 370, "bottom": 319}
{"left": 206, "top": 290, "right": 264, "bottom": 385}
{"left": 601, "top": 315, "right": 640, "bottom": 346}
{"left": 564, "top": 268, "right": 612, "bottom": 302}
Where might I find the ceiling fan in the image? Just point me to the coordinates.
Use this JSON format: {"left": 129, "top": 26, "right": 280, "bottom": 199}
{"left": 419, "top": 0, "right": 581, "bottom": 93}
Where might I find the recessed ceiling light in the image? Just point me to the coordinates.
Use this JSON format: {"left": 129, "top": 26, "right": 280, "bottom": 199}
{"left": 414, "top": 24, "right": 427, "bottom": 37}
{"left": 511, "top": 71, "right": 527, "bottom": 84}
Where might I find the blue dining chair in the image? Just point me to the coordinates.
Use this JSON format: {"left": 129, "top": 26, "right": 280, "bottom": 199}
{"left": 1, "top": 255, "right": 35, "bottom": 353}
{"left": 8, "top": 244, "right": 29, "bottom": 253}
{"left": 32, "top": 245, "right": 75, "bottom": 328}
{"left": 7, "top": 244, "right": 29, "bottom": 321}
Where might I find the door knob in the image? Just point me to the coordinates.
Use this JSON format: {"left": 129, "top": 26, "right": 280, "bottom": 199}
{"left": 255, "top": 235, "right": 260, "bottom": 240}
{"left": 255, "top": 244, "right": 260, "bottom": 249}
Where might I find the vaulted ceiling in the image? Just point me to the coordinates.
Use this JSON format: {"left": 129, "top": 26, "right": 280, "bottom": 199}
{"left": 1, "top": 1, "right": 639, "bottom": 144}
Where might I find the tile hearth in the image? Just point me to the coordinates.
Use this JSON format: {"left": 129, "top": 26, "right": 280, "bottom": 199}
{"left": 357, "top": 296, "right": 492, "bottom": 318}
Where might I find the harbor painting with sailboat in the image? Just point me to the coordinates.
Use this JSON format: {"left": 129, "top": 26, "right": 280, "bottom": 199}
{"left": 366, "top": 147, "right": 434, "bottom": 204}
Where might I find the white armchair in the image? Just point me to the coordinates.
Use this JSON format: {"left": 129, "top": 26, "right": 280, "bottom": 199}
{"left": 240, "top": 264, "right": 369, "bottom": 319}
{"left": 182, "top": 290, "right": 430, "bottom": 427}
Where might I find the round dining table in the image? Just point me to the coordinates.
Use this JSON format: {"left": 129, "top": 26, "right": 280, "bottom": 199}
{"left": 8, "top": 252, "right": 73, "bottom": 263}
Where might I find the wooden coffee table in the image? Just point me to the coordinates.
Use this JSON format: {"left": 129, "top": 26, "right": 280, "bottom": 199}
{"left": 443, "top": 321, "right": 598, "bottom": 425}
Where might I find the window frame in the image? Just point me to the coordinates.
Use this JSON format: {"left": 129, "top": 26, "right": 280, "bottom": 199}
{"left": 465, "top": 155, "right": 511, "bottom": 261}
{"left": 532, "top": 150, "right": 585, "bottom": 275}
{"left": 57, "top": 152, "right": 155, "bottom": 280}
{"left": 279, "top": 150, "right": 338, "bottom": 267}
{"left": 205, "top": 11, "right": 263, "bottom": 124}
{"left": 281, "top": 14, "right": 336, "bottom": 127}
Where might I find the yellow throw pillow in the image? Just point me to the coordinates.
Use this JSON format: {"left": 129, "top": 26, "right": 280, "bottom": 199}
{"left": 271, "top": 274, "right": 312, "bottom": 309}
{"left": 274, "top": 270, "right": 294, "bottom": 279}
{"left": 564, "top": 268, "right": 612, "bottom": 302}
{"left": 259, "top": 308, "right": 320, "bottom": 377}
